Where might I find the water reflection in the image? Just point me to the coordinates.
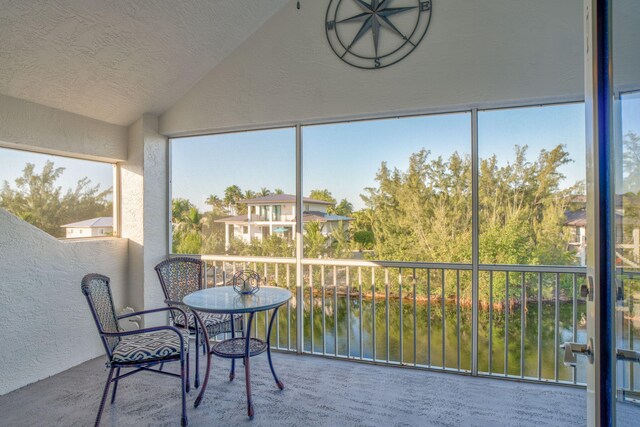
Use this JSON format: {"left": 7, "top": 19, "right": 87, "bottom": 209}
{"left": 295, "top": 295, "right": 586, "bottom": 381}
{"left": 252, "top": 288, "right": 637, "bottom": 387}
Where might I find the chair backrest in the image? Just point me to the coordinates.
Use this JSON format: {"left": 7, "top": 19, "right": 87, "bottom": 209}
{"left": 155, "top": 257, "right": 203, "bottom": 306}
{"left": 81, "top": 273, "right": 120, "bottom": 357}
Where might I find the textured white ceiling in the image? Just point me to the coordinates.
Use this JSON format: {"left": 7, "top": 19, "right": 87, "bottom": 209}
{"left": 0, "top": 0, "right": 288, "bottom": 125}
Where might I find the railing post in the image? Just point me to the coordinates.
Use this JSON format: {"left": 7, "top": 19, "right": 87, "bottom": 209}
{"left": 295, "top": 123, "right": 304, "bottom": 354}
{"left": 471, "top": 108, "right": 479, "bottom": 376}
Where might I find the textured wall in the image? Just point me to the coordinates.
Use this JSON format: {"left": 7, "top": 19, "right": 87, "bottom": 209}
{"left": 0, "top": 94, "right": 127, "bottom": 161}
{"left": 0, "top": 87, "right": 128, "bottom": 396}
{"left": 0, "top": 0, "right": 288, "bottom": 126}
{"left": 121, "top": 119, "right": 145, "bottom": 311}
{"left": 120, "top": 115, "right": 168, "bottom": 326}
{"left": 0, "top": 209, "right": 128, "bottom": 395}
{"left": 141, "top": 115, "right": 169, "bottom": 320}
{"left": 160, "top": 0, "right": 585, "bottom": 135}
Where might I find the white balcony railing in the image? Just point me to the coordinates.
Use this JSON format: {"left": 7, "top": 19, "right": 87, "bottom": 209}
{"left": 172, "top": 254, "right": 640, "bottom": 394}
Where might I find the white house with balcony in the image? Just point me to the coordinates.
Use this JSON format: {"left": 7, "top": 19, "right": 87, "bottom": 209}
{"left": 215, "top": 194, "right": 351, "bottom": 249}
{"left": 565, "top": 208, "right": 639, "bottom": 267}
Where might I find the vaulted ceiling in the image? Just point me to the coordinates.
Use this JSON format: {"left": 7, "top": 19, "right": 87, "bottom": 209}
{"left": 0, "top": 0, "right": 289, "bottom": 126}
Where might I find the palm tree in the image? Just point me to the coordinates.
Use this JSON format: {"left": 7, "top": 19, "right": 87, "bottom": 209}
{"left": 258, "top": 187, "right": 271, "bottom": 197}
{"left": 334, "top": 198, "right": 354, "bottom": 216}
{"left": 205, "top": 194, "right": 226, "bottom": 216}
{"left": 171, "top": 199, "right": 204, "bottom": 254}
{"left": 303, "top": 221, "right": 327, "bottom": 258}
{"left": 309, "top": 189, "right": 336, "bottom": 204}
{"left": 205, "top": 194, "right": 221, "bottom": 207}
{"left": 224, "top": 185, "right": 243, "bottom": 215}
{"left": 174, "top": 205, "right": 203, "bottom": 235}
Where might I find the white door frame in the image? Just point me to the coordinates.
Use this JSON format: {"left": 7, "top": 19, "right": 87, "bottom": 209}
{"left": 584, "top": 0, "right": 616, "bottom": 425}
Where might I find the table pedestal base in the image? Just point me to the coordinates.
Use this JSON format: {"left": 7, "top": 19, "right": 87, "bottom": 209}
{"left": 193, "top": 306, "right": 285, "bottom": 419}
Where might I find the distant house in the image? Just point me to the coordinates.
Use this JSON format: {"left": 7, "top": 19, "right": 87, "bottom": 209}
{"left": 61, "top": 217, "right": 113, "bottom": 238}
{"left": 564, "top": 210, "right": 588, "bottom": 265}
{"left": 564, "top": 208, "right": 638, "bottom": 267}
{"left": 215, "top": 194, "right": 352, "bottom": 249}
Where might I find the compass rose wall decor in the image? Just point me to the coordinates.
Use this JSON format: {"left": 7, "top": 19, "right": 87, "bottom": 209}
{"left": 325, "top": 0, "right": 432, "bottom": 69}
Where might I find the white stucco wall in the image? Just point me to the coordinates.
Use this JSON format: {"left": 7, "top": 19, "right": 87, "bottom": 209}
{"left": 120, "top": 114, "right": 168, "bottom": 325}
{"left": 160, "top": 0, "right": 640, "bottom": 136}
{"left": 141, "top": 116, "right": 170, "bottom": 320}
{"left": 0, "top": 1, "right": 289, "bottom": 127}
{"left": 0, "top": 90, "right": 130, "bottom": 396}
{"left": 0, "top": 94, "right": 127, "bottom": 162}
{"left": 0, "top": 209, "right": 128, "bottom": 395}
{"left": 160, "top": 0, "right": 586, "bottom": 135}
{"left": 121, "top": 118, "right": 145, "bottom": 312}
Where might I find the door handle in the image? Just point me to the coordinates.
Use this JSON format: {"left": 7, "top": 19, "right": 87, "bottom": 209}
{"left": 562, "top": 339, "right": 594, "bottom": 366}
{"left": 616, "top": 348, "right": 640, "bottom": 364}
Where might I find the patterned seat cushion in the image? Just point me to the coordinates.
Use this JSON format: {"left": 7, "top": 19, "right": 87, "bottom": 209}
{"left": 112, "top": 329, "right": 190, "bottom": 364}
{"left": 174, "top": 311, "right": 242, "bottom": 337}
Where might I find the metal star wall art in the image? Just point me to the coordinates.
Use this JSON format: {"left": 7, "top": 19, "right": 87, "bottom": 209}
{"left": 325, "top": 0, "right": 432, "bottom": 69}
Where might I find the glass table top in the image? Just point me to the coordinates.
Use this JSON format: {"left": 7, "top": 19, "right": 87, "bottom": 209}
{"left": 183, "top": 286, "right": 292, "bottom": 314}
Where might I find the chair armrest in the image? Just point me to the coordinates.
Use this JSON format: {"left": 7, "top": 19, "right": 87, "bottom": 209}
{"left": 102, "top": 324, "right": 184, "bottom": 338}
{"left": 117, "top": 306, "right": 188, "bottom": 320}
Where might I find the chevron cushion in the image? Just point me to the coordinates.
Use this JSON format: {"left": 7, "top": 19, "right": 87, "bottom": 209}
{"left": 112, "top": 329, "right": 190, "bottom": 364}
{"left": 174, "top": 311, "right": 242, "bottom": 337}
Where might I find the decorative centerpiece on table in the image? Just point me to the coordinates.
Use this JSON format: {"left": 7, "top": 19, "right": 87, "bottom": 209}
{"left": 231, "top": 270, "right": 261, "bottom": 295}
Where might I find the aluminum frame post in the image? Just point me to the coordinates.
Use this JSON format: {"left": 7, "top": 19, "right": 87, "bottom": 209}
{"left": 471, "top": 108, "right": 479, "bottom": 377}
{"left": 295, "top": 123, "right": 304, "bottom": 354}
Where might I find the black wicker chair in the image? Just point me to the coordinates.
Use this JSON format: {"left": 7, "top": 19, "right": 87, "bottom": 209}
{"left": 81, "top": 274, "right": 191, "bottom": 427}
{"left": 155, "top": 257, "right": 243, "bottom": 388}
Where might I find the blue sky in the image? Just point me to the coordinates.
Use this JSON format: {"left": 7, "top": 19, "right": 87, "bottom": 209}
{"left": 171, "top": 103, "right": 589, "bottom": 211}
{"left": 2, "top": 97, "right": 639, "bottom": 212}
{"left": 478, "top": 103, "right": 587, "bottom": 192}
{"left": 0, "top": 147, "right": 113, "bottom": 198}
{"left": 622, "top": 91, "right": 640, "bottom": 139}
{"left": 171, "top": 128, "right": 297, "bottom": 209}
{"left": 304, "top": 112, "right": 471, "bottom": 210}
{"left": 620, "top": 92, "right": 640, "bottom": 193}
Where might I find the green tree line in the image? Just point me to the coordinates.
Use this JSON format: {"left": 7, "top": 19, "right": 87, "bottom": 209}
{"left": 1, "top": 161, "right": 112, "bottom": 238}
{"left": 362, "top": 145, "right": 578, "bottom": 265}
{"left": 172, "top": 144, "right": 586, "bottom": 269}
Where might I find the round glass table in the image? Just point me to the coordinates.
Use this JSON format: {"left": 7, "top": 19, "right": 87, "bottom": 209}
{"left": 183, "top": 286, "right": 292, "bottom": 419}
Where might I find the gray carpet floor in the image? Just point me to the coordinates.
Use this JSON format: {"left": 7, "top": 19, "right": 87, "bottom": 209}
{"left": 0, "top": 351, "right": 588, "bottom": 426}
